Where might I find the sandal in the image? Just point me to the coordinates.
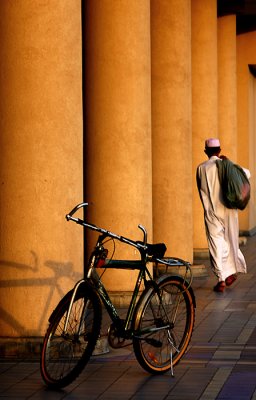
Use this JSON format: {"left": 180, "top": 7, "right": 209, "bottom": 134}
{"left": 225, "top": 274, "right": 237, "bottom": 287}
{"left": 213, "top": 281, "right": 225, "bottom": 293}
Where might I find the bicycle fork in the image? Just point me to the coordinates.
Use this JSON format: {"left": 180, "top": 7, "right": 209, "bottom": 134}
{"left": 63, "top": 279, "right": 87, "bottom": 337}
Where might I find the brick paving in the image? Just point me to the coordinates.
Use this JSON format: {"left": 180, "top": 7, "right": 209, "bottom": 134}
{"left": 0, "top": 235, "right": 256, "bottom": 399}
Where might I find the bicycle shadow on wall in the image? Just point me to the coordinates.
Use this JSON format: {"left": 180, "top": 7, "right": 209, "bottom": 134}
{"left": 0, "top": 251, "right": 82, "bottom": 336}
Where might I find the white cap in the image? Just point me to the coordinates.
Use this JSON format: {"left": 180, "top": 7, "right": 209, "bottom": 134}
{"left": 205, "top": 138, "right": 220, "bottom": 148}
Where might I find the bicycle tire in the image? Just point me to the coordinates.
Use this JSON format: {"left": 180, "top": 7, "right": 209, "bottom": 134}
{"left": 40, "top": 281, "right": 102, "bottom": 388}
{"left": 132, "top": 275, "right": 195, "bottom": 374}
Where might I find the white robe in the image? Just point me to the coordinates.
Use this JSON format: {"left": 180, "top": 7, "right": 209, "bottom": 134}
{"left": 196, "top": 156, "right": 248, "bottom": 282}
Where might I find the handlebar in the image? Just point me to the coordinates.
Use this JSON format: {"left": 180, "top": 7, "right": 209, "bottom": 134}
{"left": 66, "top": 203, "right": 192, "bottom": 286}
{"left": 66, "top": 202, "right": 89, "bottom": 220}
{"left": 66, "top": 203, "right": 193, "bottom": 284}
{"left": 66, "top": 202, "right": 148, "bottom": 252}
{"left": 138, "top": 224, "right": 147, "bottom": 245}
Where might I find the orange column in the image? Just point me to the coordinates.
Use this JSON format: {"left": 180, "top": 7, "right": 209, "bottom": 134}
{"left": 0, "top": 1, "right": 83, "bottom": 337}
{"left": 192, "top": 0, "right": 218, "bottom": 251}
{"left": 84, "top": 1, "right": 152, "bottom": 291}
{"left": 151, "top": 0, "right": 192, "bottom": 261}
{"left": 237, "top": 31, "right": 256, "bottom": 232}
{"left": 218, "top": 15, "right": 237, "bottom": 161}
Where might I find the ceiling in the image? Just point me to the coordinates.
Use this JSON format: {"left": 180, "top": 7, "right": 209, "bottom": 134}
{"left": 217, "top": 0, "right": 256, "bottom": 34}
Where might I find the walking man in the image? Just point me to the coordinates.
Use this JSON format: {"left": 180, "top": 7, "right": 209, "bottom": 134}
{"left": 196, "top": 138, "right": 249, "bottom": 293}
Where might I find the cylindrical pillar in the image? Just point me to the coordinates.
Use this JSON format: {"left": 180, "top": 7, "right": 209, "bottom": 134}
{"left": 84, "top": 1, "right": 152, "bottom": 291}
{"left": 218, "top": 15, "right": 237, "bottom": 160}
{"left": 237, "top": 31, "right": 256, "bottom": 232}
{"left": 192, "top": 0, "right": 218, "bottom": 250}
{"left": 0, "top": 1, "right": 83, "bottom": 337}
{"left": 151, "top": 0, "right": 193, "bottom": 261}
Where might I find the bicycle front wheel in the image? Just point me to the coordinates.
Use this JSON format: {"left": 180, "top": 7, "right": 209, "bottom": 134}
{"left": 40, "top": 282, "right": 102, "bottom": 388}
{"left": 133, "top": 275, "right": 195, "bottom": 374}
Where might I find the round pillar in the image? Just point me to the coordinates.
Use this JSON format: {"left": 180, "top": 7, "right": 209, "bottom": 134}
{"left": 84, "top": 1, "right": 152, "bottom": 291}
{"left": 237, "top": 31, "right": 256, "bottom": 232}
{"left": 0, "top": 1, "right": 83, "bottom": 337}
{"left": 192, "top": 0, "right": 218, "bottom": 249}
{"left": 218, "top": 15, "right": 237, "bottom": 160}
{"left": 151, "top": 0, "right": 193, "bottom": 261}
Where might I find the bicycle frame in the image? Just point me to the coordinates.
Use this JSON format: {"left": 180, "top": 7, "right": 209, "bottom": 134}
{"left": 64, "top": 203, "right": 193, "bottom": 338}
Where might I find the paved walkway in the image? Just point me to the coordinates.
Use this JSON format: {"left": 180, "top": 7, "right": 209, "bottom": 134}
{"left": 1, "top": 235, "right": 256, "bottom": 399}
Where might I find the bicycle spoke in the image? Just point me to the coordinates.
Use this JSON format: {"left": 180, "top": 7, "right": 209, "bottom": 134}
{"left": 40, "top": 285, "right": 102, "bottom": 389}
{"left": 133, "top": 276, "right": 195, "bottom": 374}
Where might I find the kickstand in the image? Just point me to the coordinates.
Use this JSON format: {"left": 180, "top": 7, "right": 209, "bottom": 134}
{"left": 168, "top": 330, "right": 180, "bottom": 378}
{"left": 170, "top": 347, "right": 174, "bottom": 377}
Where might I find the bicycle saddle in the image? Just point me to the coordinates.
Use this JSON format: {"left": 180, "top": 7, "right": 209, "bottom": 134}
{"left": 137, "top": 242, "right": 167, "bottom": 258}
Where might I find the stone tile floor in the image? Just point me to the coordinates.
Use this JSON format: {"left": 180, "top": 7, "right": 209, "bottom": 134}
{"left": 1, "top": 235, "right": 256, "bottom": 399}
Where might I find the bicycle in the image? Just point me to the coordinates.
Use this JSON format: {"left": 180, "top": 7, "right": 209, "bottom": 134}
{"left": 40, "top": 202, "right": 196, "bottom": 389}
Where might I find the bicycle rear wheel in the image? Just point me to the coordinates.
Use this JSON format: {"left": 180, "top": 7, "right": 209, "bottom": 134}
{"left": 40, "top": 282, "right": 102, "bottom": 388}
{"left": 133, "top": 275, "right": 195, "bottom": 374}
